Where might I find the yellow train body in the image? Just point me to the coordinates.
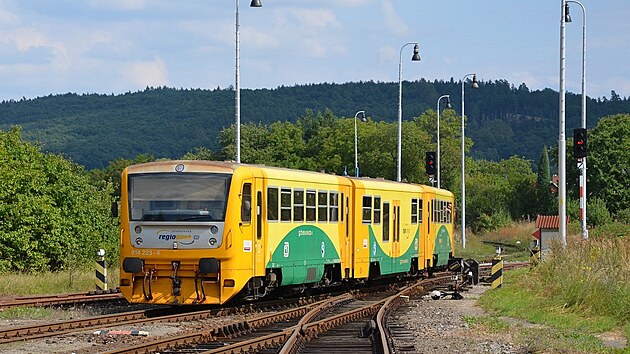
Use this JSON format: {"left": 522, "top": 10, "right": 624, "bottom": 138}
{"left": 118, "top": 160, "right": 455, "bottom": 305}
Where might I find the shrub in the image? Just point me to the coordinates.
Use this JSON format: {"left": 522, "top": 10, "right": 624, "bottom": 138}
{"left": 587, "top": 197, "right": 612, "bottom": 227}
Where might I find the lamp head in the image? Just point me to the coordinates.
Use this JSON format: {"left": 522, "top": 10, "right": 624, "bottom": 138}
{"left": 471, "top": 74, "right": 480, "bottom": 89}
{"left": 355, "top": 110, "right": 367, "bottom": 122}
{"left": 446, "top": 97, "right": 452, "bottom": 109}
{"left": 564, "top": 3, "right": 572, "bottom": 22}
{"left": 250, "top": 0, "right": 262, "bottom": 7}
{"left": 412, "top": 44, "right": 421, "bottom": 61}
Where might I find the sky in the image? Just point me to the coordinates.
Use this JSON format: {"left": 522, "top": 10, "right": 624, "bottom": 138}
{"left": 0, "top": 0, "right": 628, "bottom": 101}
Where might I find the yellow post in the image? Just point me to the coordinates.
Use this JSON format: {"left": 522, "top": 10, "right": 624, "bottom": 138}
{"left": 490, "top": 247, "right": 503, "bottom": 289}
{"left": 95, "top": 249, "right": 107, "bottom": 291}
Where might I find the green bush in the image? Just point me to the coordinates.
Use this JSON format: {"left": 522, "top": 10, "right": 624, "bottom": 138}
{"left": 0, "top": 127, "right": 119, "bottom": 273}
{"left": 615, "top": 208, "right": 630, "bottom": 224}
{"left": 472, "top": 209, "right": 512, "bottom": 233}
{"left": 587, "top": 197, "right": 612, "bottom": 227}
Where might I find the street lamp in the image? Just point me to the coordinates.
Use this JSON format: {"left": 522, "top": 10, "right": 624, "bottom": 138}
{"left": 558, "top": 0, "right": 568, "bottom": 247}
{"left": 567, "top": 0, "right": 588, "bottom": 240}
{"left": 397, "top": 42, "right": 421, "bottom": 182}
{"left": 235, "top": 0, "right": 262, "bottom": 164}
{"left": 436, "top": 94, "right": 451, "bottom": 189}
{"left": 460, "top": 73, "right": 479, "bottom": 249}
{"left": 354, "top": 110, "right": 367, "bottom": 177}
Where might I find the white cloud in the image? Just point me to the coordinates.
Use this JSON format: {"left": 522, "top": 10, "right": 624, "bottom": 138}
{"left": 0, "top": 8, "right": 18, "bottom": 24}
{"left": 126, "top": 57, "right": 169, "bottom": 88}
{"left": 381, "top": 0, "right": 408, "bottom": 37}
{"left": 86, "top": 0, "right": 146, "bottom": 11}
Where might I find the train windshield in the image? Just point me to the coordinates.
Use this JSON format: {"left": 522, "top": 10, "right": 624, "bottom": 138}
{"left": 128, "top": 173, "right": 232, "bottom": 222}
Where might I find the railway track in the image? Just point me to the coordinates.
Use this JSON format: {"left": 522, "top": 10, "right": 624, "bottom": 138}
{"left": 0, "top": 289, "right": 123, "bottom": 309}
{"left": 0, "top": 292, "right": 326, "bottom": 346}
{"left": 95, "top": 275, "right": 454, "bottom": 354}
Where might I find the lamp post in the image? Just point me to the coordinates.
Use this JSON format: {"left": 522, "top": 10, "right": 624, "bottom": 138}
{"left": 460, "top": 73, "right": 479, "bottom": 249}
{"left": 436, "top": 94, "right": 451, "bottom": 189}
{"left": 558, "top": 0, "right": 568, "bottom": 247}
{"left": 566, "top": 0, "right": 588, "bottom": 240}
{"left": 397, "top": 42, "right": 421, "bottom": 182}
{"left": 354, "top": 110, "right": 367, "bottom": 177}
{"left": 235, "top": 0, "right": 262, "bottom": 164}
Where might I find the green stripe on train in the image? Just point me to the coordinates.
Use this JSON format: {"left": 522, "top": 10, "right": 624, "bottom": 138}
{"left": 368, "top": 226, "right": 420, "bottom": 275}
{"left": 266, "top": 225, "right": 340, "bottom": 286}
{"left": 434, "top": 225, "right": 452, "bottom": 266}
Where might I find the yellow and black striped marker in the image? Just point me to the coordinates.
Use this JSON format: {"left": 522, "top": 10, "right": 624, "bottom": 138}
{"left": 96, "top": 249, "right": 107, "bottom": 291}
{"left": 529, "top": 246, "right": 541, "bottom": 267}
{"left": 490, "top": 255, "right": 503, "bottom": 289}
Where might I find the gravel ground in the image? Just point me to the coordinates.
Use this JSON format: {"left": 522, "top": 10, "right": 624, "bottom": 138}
{"left": 394, "top": 284, "right": 528, "bottom": 354}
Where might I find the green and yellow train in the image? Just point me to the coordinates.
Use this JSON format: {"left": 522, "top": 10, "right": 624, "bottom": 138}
{"left": 119, "top": 160, "right": 455, "bottom": 305}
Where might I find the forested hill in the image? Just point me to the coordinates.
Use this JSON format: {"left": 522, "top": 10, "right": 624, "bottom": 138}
{"left": 0, "top": 80, "right": 628, "bottom": 169}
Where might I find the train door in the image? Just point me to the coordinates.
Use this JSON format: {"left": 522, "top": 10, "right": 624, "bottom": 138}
{"left": 253, "top": 179, "right": 266, "bottom": 277}
{"left": 342, "top": 192, "right": 351, "bottom": 279}
{"left": 392, "top": 200, "right": 401, "bottom": 271}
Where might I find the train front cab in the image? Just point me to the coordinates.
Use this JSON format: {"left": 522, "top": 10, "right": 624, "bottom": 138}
{"left": 422, "top": 186, "right": 456, "bottom": 273}
{"left": 119, "top": 161, "right": 264, "bottom": 305}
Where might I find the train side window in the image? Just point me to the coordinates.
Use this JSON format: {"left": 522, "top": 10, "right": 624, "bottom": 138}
{"left": 433, "top": 199, "right": 438, "bottom": 223}
{"left": 241, "top": 183, "right": 252, "bottom": 223}
{"left": 267, "top": 187, "right": 278, "bottom": 222}
{"left": 373, "top": 196, "right": 381, "bottom": 224}
{"left": 382, "top": 202, "right": 390, "bottom": 242}
{"left": 306, "top": 190, "right": 316, "bottom": 222}
{"left": 447, "top": 201, "right": 452, "bottom": 223}
{"left": 280, "top": 188, "right": 291, "bottom": 222}
{"left": 418, "top": 198, "right": 423, "bottom": 224}
{"left": 362, "top": 195, "right": 372, "bottom": 224}
{"left": 329, "top": 192, "right": 339, "bottom": 222}
{"left": 318, "top": 191, "right": 328, "bottom": 222}
{"left": 411, "top": 198, "right": 418, "bottom": 224}
{"left": 294, "top": 189, "right": 304, "bottom": 222}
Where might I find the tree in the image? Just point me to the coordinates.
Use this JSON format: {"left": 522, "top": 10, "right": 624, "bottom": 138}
{"left": 0, "top": 127, "right": 118, "bottom": 273}
{"left": 588, "top": 114, "right": 630, "bottom": 214}
{"left": 536, "top": 146, "right": 554, "bottom": 214}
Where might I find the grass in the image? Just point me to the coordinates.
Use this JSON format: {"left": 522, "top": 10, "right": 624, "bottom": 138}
{"left": 469, "top": 235, "right": 630, "bottom": 353}
{"left": 0, "top": 268, "right": 119, "bottom": 297}
{"left": 454, "top": 221, "right": 535, "bottom": 261}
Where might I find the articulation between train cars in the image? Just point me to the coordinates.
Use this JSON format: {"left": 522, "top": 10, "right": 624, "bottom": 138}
{"left": 118, "top": 160, "right": 455, "bottom": 305}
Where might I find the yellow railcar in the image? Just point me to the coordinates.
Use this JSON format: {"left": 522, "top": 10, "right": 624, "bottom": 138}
{"left": 118, "top": 160, "right": 455, "bottom": 305}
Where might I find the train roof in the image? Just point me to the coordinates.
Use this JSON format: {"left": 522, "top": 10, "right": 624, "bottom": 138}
{"left": 123, "top": 161, "right": 453, "bottom": 197}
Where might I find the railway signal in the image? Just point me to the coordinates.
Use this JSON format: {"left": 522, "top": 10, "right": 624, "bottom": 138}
{"left": 425, "top": 151, "right": 436, "bottom": 176}
{"left": 573, "top": 128, "right": 587, "bottom": 159}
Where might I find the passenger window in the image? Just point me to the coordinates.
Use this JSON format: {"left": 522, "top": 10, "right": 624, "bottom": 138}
{"left": 419, "top": 198, "right": 423, "bottom": 224}
{"left": 329, "top": 192, "right": 339, "bottom": 222}
{"left": 267, "top": 187, "right": 278, "bottom": 221}
{"left": 294, "top": 189, "right": 304, "bottom": 222}
{"left": 411, "top": 198, "right": 418, "bottom": 224}
{"left": 382, "top": 202, "right": 390, "bottom": 242}
{"left": 241, "top": 183, "right": 252, "bottom": 223}
{"left": 362, "top": 196, "right": 372, "bottom": 223}
{"left": 306, "top": 190, "right": 316, "bottom": 222}
{"left": 373, "top": 196, "right": 381, "bottom": 224}
{"left": 281, "top": 188, "right": 291, "bottom": 222}
{"left": 318, "top": 191, "right": 328, "bottom": 222}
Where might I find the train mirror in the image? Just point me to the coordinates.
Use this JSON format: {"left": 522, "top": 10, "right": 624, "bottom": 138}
{"left": 111, "top": 201, "right": 119, "bottom": 218}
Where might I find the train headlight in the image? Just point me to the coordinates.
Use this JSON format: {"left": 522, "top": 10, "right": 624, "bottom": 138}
{"left": 135, "top": 237, "right": 143, "bottom": 246}
{"left": 209, "top": 238, "right": 217, "bottom": 246}
{"left": 134, "top": 226, "right": 142, "bottom": 234}
{"left": 210, "top": 225, "right": 219, "bottom": 234}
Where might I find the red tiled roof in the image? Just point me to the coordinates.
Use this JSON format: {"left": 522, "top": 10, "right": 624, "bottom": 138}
{"left": 536, "top": 215, "right": 570, "bottom": 229}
